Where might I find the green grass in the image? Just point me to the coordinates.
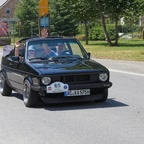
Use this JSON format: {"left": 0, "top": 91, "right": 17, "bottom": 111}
{"left": 81, "top": 39, "right": 144, "bottom": 61}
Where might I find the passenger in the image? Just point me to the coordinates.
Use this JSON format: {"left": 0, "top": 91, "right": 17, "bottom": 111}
{"left": 28, "top": 46, "right": 35, "bottom": 59}
{"left": 14, "top": 28, "right": 48, "bottom": 56}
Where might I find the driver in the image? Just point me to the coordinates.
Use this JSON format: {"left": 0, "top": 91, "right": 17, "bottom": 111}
{"left": 56, "top": 43, "right": 66, "bottom": 55}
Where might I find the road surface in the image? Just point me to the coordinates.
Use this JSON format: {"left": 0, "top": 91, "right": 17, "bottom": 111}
{"left": 0, "top": 50, "right": 144, "bottom": 144}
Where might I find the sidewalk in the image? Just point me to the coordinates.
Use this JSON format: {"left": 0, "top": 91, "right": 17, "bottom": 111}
{"left": 92, "top": 58, "right": 144, "bottom": 74}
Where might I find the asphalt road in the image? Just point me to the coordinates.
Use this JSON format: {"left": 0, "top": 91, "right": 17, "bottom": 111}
{"left": 0, "top": 50, "right": 144, "bottom": 144}
{"left": 93, "top": 58, "right": 144, "bottom": 75}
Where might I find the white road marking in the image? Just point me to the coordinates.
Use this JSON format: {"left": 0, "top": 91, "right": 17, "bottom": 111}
{"left": 110, "top": 69, "right": 144, "bottom": 77}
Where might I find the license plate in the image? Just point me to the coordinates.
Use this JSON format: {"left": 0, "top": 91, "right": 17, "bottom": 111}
{"left": 64, "top": 89, "right": 90, "bottom": 97}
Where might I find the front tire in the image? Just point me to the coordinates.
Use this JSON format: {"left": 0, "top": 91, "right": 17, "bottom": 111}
{"left": 23, "top": 79, "right": 39, "bottom": 107}
{"left": 97, "top": 89, "right": 108, "bottom": 102}
{"left": 0, "top": 73, "right": 12, "bottom": 96}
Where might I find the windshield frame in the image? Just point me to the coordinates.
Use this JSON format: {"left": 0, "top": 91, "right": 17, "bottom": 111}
{"left": 24, "top": 38, "right": 89, "bottom": 62}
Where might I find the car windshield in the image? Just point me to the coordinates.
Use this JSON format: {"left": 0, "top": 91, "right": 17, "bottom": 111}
{"left": 26, "top": 38, "right": 88, "bottom": 61}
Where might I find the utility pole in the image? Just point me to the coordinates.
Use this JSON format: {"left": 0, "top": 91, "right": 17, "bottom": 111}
{"left": 38, "top": 0, "right": 50, "bottom": 36}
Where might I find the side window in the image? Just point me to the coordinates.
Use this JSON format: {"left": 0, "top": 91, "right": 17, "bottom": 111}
{"left": 69, "top": 42, "right": 83, "bottom": 57}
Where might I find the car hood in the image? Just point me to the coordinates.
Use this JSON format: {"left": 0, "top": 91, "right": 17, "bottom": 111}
{"left": 29, "top": 59, "right": 109, "bottom": 75}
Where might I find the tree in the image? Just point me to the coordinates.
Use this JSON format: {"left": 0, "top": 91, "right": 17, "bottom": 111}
{"left": 124, "top": 0, "right": 144, "bottom": 38}
{"left": 72, "top": 0, "right": 143, "bottom": 46}
{"left": 72, "top": 0, "right": 98, "bottom": 44}
{"left": 49, "top": 0, "right": 78, "bottom": 37}
{"left": 96, "top": 0, "right": 144, "bottom": 46}
{"left": 96, "top": 0, "right": 142, "bottom": 46}
{"left": 14, "top": 0, "right": 38, "bottom": 37}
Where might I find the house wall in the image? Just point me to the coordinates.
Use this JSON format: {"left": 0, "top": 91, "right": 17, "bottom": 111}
{"left": 0, "top": 0, "right": 19, "bottom": 18}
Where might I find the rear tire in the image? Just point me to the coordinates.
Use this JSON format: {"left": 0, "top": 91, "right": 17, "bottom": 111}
{"left": 0, "top": 73, "right": 12, "bottom": 96}
{"left": 23, "top": 79, "right": 39, "bottom": 107}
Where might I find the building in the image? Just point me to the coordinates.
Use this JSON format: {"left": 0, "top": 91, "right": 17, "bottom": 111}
{"left": 0, "top": 0, "right": 19, "bottom": 36}
{"left": 0, "top": 0, "right": 19, "bottom": 18}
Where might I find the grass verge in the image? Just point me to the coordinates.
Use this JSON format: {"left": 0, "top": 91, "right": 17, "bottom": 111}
{"left": 81, "top": 39, "right": 144, "bottom": 61}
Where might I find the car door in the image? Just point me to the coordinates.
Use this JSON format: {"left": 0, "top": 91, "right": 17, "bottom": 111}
{"left": 3, "top": 48, "right": 25, "bottom": 92}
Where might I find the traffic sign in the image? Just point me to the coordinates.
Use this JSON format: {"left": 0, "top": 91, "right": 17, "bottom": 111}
{"left": 39, "top": 16, "right": 49, "bottom": 28}
{"left": 39, "top": 0, "right": 48, "bottom": 17}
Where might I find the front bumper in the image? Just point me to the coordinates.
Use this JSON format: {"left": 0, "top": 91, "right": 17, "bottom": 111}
{"left": 32, "top": 82, "right": 112, "bottom": 92}
{"left": 31, "top": 82, "right": 112, "bottom": 103}
{"left": 41, "top": 93, "right": 104, "bottom": 104}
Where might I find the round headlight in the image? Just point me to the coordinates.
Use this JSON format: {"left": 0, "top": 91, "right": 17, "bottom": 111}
{"left": 42, "top": 77, "right": 51, "bottom": 85}
{"left": 99, "top": 73, "right": 108, "bottom": 82}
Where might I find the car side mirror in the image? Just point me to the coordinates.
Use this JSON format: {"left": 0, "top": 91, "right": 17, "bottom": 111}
{"left": 11, "top": 56, "right": 20, "bottom": 62}
{"left": 87, "top": 52, "right": 91, "bottom": 59}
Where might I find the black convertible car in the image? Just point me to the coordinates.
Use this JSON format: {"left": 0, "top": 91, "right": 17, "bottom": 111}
{"left": 0, "top": 37, "right": 112, "bottom": 107}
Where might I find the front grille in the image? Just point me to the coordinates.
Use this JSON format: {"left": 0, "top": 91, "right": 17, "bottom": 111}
{"left": 51, "top": 74, "right": 100, "bottom": 84}
{"left": 65, "top": 75, "right": 90, "bottom": 83}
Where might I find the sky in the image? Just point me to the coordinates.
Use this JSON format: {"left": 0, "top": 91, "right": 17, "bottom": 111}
{"left": 0, "top": 0, "right": 7, "bottom": 7}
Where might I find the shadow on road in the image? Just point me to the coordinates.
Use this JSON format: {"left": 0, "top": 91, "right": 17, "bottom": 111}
{"left": 11, "top": 93, "right": 23, "bottom": 100}
{"left": 42, "top": 98, "right": 128, "bottom": 111}
{"left": 10, "top": 93, "right": 128, "bottom": 111}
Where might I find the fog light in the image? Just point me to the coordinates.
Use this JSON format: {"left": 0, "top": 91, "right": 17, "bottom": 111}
{"left": 32, "top": 78, "right": 39, "bottom": 86}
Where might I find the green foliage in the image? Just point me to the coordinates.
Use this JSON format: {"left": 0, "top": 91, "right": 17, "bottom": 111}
{"left": 90, "top": 24, "right": 116, "bottom": 40}
{"left": 13, "top": 0, "right": 144, "bottom": 43}
{"left": 77, "top": 23, "right": 85, "bottom": 34}
{"left": 71, "top": 0, "right": 99, "bottom": 21}
{"left": 90, "top": 26, "right": 104, "bottom": 40}
{"left": 76, "top": 34, "right": 86, "bottom": 41}
{"left": 0, "top": 37, "right": 11, "bottom": 46}
{"left": 14, "top": 0, "right": 38, "bottom": 37}
{"left": 121, "top": 24, "right": 142, "bottom": 34}
{"left": 49, "top": 0, "right": 78, "bottom": 36}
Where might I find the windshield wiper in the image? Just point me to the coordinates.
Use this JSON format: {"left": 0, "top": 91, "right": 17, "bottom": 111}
{"left": 28, "top": 57, "right": 49, "bottom": 61}
{"left": 52, "top": 55, "right": 82, "bottom": 61}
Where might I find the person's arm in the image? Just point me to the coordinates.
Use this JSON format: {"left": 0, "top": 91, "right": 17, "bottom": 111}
{"left": 14, "top": 41, "right": 20, "bottom": 56}
{"left": 41, "top": 28, "right": 48, "bottom": 38}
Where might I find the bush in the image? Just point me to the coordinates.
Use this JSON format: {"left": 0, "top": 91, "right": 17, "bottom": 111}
{"left": 120, "top": 24, "right": 142, "bottom": 34}
{"left": 90, "top": 24, "right": 116, "bottom": 40}
{"left": 76, "top": 34, "right": 86, "bottom": 41}
{"left": 90, "top": 27, "right": 104, "bottom": 40}
{"left": 0, "top": 37, "right": 11, "bottom": 46}
{"left": 50, "top": 32, "right": 59, "bottom": 36}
